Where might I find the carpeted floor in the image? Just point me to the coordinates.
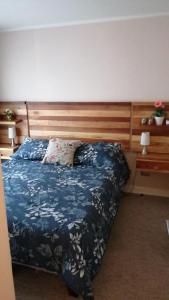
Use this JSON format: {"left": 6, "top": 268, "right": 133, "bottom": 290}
{"left": 14, "top": 193, "right": 169, "bottom": 300}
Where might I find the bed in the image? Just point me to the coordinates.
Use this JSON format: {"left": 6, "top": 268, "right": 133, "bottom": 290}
{"left": 2, "top": 139, "right": 129, "bottom": 300}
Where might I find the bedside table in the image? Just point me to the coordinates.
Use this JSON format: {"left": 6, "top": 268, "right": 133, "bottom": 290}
{"left": 0, "top": 144, "right": 19, "bottom": 160}
{"left": 136, "top": 153, "right": 169, "bottom": 174}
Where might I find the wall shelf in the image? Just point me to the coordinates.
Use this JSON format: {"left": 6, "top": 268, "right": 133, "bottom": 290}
{"left": 0, "top": 119, "right": 22, "bottom": 126}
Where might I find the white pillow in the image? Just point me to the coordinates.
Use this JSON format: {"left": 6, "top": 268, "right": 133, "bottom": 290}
{"left": 42, "top": 138, "right": 81, "bottom": 166}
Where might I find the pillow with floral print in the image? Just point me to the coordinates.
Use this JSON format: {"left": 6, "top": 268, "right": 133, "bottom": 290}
{"left": 74, "top": 142, "right": 130, "bottom": 186}
{"left": 74, "top": 142, "right": 122, "bottom": 167}
{"left": 42, "top": 138, "right": 81, "bottom": 165}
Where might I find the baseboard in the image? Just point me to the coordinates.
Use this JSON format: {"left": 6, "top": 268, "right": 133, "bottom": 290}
{"left": 132, "top": 186, "right": 169, "bottom": 198}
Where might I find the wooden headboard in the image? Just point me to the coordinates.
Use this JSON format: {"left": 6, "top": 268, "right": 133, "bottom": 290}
{"left": 27, "top": 102, "right": 131, "bottom": 150}
{"left": 131, "top": 102, "right": 169, "bottom": 154}
{"left": 1, "top": 101, "right": 169, "bottom": 154}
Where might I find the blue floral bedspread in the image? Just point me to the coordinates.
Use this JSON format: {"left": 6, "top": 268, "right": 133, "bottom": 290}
{"left": 2, "top": 156, "right": 129, "bottom": 299}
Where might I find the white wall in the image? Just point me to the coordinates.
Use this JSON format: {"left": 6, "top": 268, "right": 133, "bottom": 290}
{"left": 0, "top": 15, "right": 169, "bottom": 102}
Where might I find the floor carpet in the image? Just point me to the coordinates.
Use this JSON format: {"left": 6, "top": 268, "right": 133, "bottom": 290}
{"left": 14, "top": 193, "right": 169, "bottom": 300}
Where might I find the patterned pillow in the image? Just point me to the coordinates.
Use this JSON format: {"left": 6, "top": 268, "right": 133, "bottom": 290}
{"left": 74, "top": 142, "right": 130, "bottom": 184}
{"left": 74, "top": 142, "right": 122, "bottom": 167}
{"left": 13, "top": 137, "right": 49, "bottom": 160}
{"left": 42, "top": 138, "right": 81, "bottom": 165}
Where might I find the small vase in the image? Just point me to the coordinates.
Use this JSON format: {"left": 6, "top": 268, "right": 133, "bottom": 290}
{"left": 6, "top": 115, "right": 13, "bottom": 121}
{"left": 154, "top": 116, "right": 164, "bottom": 126}
{"left": 148, "top": 117, "right": 154, "bottom": 125}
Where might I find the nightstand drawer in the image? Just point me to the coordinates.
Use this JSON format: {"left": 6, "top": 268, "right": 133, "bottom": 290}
{"left": 136, "top": 160, "right": 169, "bottom": 173}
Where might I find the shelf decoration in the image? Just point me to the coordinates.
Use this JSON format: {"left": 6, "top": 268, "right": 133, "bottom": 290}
{"left": 148, "top": 117, "right": 154, "bottom": 125}
{"left": 4, "top": 108, "right": 15, "bottom": 121}
{"left": 153, "top": 100, "right": 166, "bottom": 126}
{"left": 141, "top": 117, "right": 147, "bottom": 125}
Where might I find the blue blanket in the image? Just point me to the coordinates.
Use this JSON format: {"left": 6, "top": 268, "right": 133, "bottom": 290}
{"left": 2, "top": 156, "right": 129, "bottom": 299}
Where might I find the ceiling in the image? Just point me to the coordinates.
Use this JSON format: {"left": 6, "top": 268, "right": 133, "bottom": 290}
{"left": 0, "top": 0, "right": 169, "bottom": 31}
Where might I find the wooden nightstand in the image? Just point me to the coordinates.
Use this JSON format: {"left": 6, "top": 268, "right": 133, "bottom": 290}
{"left": 0, "top": 144, "right": 19, "bottom": 160}
{"left": 136, "top": 153, "right": 169, "bottom": 174}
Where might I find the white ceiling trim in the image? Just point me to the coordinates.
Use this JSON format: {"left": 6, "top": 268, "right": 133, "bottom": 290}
{"left": 1, "top": 12, "right": 169, "bottom": 33}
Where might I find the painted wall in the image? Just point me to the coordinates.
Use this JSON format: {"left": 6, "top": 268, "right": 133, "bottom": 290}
{"left": 0, "top": 15, "right": 169, "bottom": 101}
{"left": 0, "top": 161, "right": 15, "bottom": 300}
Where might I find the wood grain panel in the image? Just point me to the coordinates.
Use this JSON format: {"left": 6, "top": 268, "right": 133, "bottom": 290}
{"left": 29, "top": 125, "right": 130, "bottom": 134}
{"left": 28, "top": 109, "right": 130, "bottom": 118}
{"left": 30, "top": 130, "right": 129, "bottom": 139}
{"left": 27, "top": 102, "right": 130, "bottom": 110}
{"left": 27, "top": 102, "right": 131, "bottom": 149}
{"left": 136, "top": 153, "right": 169, "bottom": 173}
{"left": 131, "top": 102, "right": 169, "bottom": 154}
{"left": 28, "top": 116, "right": 130, "bottom": 122}
{"left": 136, "top": 160, "right": 169, "bottom": 173}
{"left": 0, "top": 102, "right": 28, "bottom": 144}
{"left": 29, "top": 120, "right": 130, "bottom": 128}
